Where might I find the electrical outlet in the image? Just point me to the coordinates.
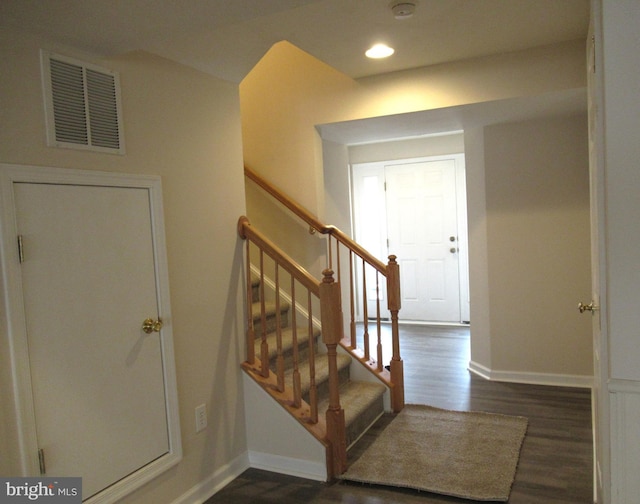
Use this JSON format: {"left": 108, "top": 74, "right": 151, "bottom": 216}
{"left": 195, "top": 403, "right": 207, "bottom": 433}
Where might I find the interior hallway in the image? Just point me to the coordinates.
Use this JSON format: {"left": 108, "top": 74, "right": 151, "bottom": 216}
{"left": 207, "top": 325, "right": 593, "bottom": 503}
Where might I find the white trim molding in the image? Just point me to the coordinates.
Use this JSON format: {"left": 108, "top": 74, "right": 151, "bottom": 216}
{"left": 609, "top": 381, "right": 640, "bottom": 504}
{"left": 248, "top": 452, "right": 327, "bottom": 482}
{"left": 468, "top": 360, "right": 593, "bottom": 389}
{"left": 608, "top": 378, "right": 640, "bottom": 394}
{"left": 170, "top": 453, "right": 250, "bottom": 504}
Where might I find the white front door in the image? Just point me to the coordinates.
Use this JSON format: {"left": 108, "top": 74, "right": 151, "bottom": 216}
{"left": 385, "top": 159, "right": 461, "bottom": 322}
{"left": 351, "top": 155, "right": 469, "bottom": 324}
{"left": 0, "top": 165, "right": 181, "bottom": 503}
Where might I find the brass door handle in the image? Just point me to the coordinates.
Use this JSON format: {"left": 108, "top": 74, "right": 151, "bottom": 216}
{"left": 578, "top": 302, "right": 597, "bottom": 314}
{"left": 142, "top": 317, "right": 163, "bottom": 333}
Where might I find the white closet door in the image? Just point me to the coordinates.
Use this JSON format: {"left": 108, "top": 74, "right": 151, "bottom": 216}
{"left": 15, "top": 183, "right": 168, "bottom": 499}
{"left": 0, "top": 164, "right": 181, "bottom": 504}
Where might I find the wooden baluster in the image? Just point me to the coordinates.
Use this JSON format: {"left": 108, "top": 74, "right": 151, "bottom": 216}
{"left": 349, "top": 249, "right": 356, "bottom": 349}
{"left": 307, "top": 291, "right": 318, "bottom": 423}
{"left": 320, "top": 269, "right": 346, "bottom": 477}
{"left": 275, "top": 265, "right": 285, "bottom": 392}
{"left": 259, "top": 250, "right": 269, "bottom": 378}
{"left": 291, "top": 276, "right": 302, "bottom": 408}
{"left": 327, "top": 235, "right": 333, "bottom": 271}
{"left": 375, "top": 271, "right": 383, "bottom": 372}
{"left": 386, "top": 255, "right": 404, "bottom": 412}
{"left": 335, "top": 241, "right": 345, "bottom": 347}
{"left": 335, "top": 240, "right": 341, "bottom": 289}
{"left": 246, "top": 239, "right": 255, "bottom": 364}
{"left": 362, "top": 259, "right": 370, "bottom": 361}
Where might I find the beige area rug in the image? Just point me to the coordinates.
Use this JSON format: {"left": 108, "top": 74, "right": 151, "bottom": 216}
{"left": 341, "top": 405, "right": 528, "bottom": 502}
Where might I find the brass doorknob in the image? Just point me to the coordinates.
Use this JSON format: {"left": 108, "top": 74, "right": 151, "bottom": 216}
{"left": 578, "top": 302, "right": 597, "bottom": 314}
{"left": 142, "top": 318, "right": 163, "bottom": 333}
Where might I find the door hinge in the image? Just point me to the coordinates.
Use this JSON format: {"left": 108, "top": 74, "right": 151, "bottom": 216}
{"left": 17, "top": 235, "right": 24, "bottom": 263}
{"left": 38, "top": 448, "right": 46, "bottom": 474}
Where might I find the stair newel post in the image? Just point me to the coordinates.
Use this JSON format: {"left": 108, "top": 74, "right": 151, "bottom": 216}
{"left": 386, "top": 255, "right": 404, "bottom": 412}
{"left": 320, "top": 269, "right": 347, "bottom": 477}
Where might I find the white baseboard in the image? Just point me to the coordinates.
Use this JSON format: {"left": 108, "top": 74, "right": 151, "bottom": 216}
{"left": 170, "top": 452, "right": 250, "bottom": 504}
{"left": 468, "top": 360, "right": 593, "bottom": 389}
{"left": 248, "top": 451, "right": 327, "bottom": 481}
{"left": 170, "top": 448, "right": 327, "bottom": 504}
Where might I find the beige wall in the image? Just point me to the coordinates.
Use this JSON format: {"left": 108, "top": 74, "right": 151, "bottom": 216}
{"left": 241, "top": 40, "right": 585, "bottom": 219}
{"left": 348, "top": 133, "right": 465, "bottom": 165}
{"left": 357, "top": 40, "right": 586, "bottom": 117}
{"left": 0, "top": 26, "right": 247, "bottom": 502}
{"left": 240, "top": 38, "right": 592, "bottom": 383}
{"left": 484, "top": 115, "right": 592, "bottom": 378}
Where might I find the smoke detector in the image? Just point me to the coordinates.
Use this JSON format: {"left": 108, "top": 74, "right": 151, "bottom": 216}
{"left": 391, "top": 2, "right": 416, "bottom": 19}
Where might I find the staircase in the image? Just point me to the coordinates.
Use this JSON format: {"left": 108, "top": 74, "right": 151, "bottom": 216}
{"left": 248, "top": 274, "right": 387, "bottom": 450}
{"left": 239, "top": 166, "right": 404, "bottom": 480}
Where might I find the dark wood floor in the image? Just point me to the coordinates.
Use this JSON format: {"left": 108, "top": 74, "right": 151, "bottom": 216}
{"left": 207, "top": 324, "right": 593, "bottom": 503}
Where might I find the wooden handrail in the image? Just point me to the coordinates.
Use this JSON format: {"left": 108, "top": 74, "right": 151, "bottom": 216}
{"left": 245, "top": 166, "right": 386, "bottom": 273}
{"left": 245, "top": 165, "right": 326, "bottom": 233}
{"left": 238, "top": 216, "right": 319, "bottom": 296}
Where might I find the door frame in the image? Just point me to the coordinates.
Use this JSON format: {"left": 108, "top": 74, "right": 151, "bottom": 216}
{"left": 0, "top": 164, "right": 182, "bottom": 504}
{"left": 350, "top": 154, "right": 470, "bottom": 324}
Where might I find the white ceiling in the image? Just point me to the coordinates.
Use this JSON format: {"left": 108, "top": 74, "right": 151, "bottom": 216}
{"left": 1, "top": 0, "right": 590, "bottom": 144}
{"left": 1, "top": 0, "right": 590, "bottom": 83}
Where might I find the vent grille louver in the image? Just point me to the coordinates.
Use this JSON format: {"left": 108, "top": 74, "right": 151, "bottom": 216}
{"left": 42, "top": 51, "right": 124, "bottom": 154}
{"left": 86, "top": 69, "right": 120, "bottom": 149}
{"left": 50, "top": 59, "right": 88, "bottom": 145}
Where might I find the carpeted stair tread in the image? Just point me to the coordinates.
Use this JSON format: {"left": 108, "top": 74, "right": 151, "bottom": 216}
{"left": 285, "top": 353, "right": 352, "bottom": 395}
{"left": 253, "top": 325, "right": 320, "bottom": 362}
{"left": 251, "top": 300, "right": 291, "bottom": 335}
{"left": 251, "top": 300, "right": 290, "bottom": 322}
{"left": 317, "top": 380, "right": 386, "bottom": 428}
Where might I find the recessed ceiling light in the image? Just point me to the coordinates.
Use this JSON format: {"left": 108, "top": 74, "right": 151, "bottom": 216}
{"left": 365, "top": 43, "right": 395, "bottom": 59}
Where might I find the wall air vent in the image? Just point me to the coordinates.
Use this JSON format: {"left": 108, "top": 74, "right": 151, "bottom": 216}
{"left": 41, "top": 51, "right": 125, "bottom": 154}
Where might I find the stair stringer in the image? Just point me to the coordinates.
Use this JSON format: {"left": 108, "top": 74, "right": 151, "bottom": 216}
{"left": 242, "top": 373, "right": 328, "bottom": 481}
